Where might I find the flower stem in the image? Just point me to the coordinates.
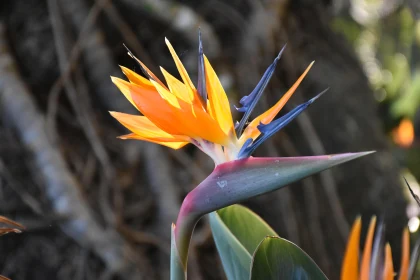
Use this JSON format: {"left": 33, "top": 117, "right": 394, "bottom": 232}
{"left": 173, "top": 192, "right": 202, "bottom": 268}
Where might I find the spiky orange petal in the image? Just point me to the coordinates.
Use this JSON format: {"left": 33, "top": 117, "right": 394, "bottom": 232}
{"left": 240, "top": 62, "right": 314, "bottom": 144}
{"left": 360, "top": 216, "right": 377, "bottom": 280}
{"left": 160, "top": 67, "right": 193, "bottom": 103}
{"left": 150, "top": 80, "right": 229, "bottom": 144}
{"left": 112, "top": 74, "right": 147, "bottom": 110}
{"left": 119, "top": 133, "right": 188, "bottom": 149}
{"left": 110, "top": 112, "right": 189, "bottom": 141}
{"left": 398, "top": 228, "right": 409, "bottom": 280}
{"left": 149, "top": 79, "right": 181, "bottom": 109}
{"left": 127, "top": 54, "right": 168, "bottom": 89}
{"left": 164, "top": 38, "right": 201, "bottom": 106}
{"left": 383, "top": 243, "right": 394, "bottom": 280}
{"left": 111, "top": 77, "right": 183, "bottom": 135}
{"left": 120, "top": 66, "right": 155, "bottom": 88}
{"left": 341, "top": 216, "right": 362, "bottom": 280}
{"left": 203, "top": 55, "right": 235, "bottom": 137}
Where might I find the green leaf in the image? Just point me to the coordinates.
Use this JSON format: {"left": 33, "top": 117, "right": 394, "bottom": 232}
{"left": 250, "top": 236, "right": 328, "bottom": 280}
{"left": 209, "top": 204, "right": 278, "bottom": 280}
{"left": 209, "top": 211, "right": 251, "bottom": 280}
{"left": 217, "top": 205, "right": 278, "bottom": 254}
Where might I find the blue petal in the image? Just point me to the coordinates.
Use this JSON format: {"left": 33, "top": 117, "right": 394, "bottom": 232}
{"left": 197, "top": 29, "right": 207, "bottom": 106}
{"left": 237, "top": 138, "right": 253, "bottom": 158}
{"left": 237, "top": 89, "right": 328, "bottom": 159}
{"left": 235, "top": 45, "right": 287, "bottom": 135}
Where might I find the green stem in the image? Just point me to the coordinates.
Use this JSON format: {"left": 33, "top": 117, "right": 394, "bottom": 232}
{"left": 170, "top": 192, "right": 202, "bottom": 279}
{"left": 170, "top": 223, "right": 188, "bottom": 280}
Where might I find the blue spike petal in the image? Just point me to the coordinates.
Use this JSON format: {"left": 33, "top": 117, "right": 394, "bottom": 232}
{"left": 237, "top": 138, "right": 253, "bottom": 159}
{"left": 237, "top": 89, "right": 327, "bottom": 159}
{"left": 370, "top": 219, "right": 385, "bottom": 279}
{"left": 235, "top": 45, "right": 286, "bottom": 135}
{"left": 197, "top": 30, "right": 207, "bottom": 105}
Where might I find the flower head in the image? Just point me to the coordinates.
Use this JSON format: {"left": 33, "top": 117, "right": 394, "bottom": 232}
{"left": 111, "top": 33, "right": 321, "bottom": 165}
{"left": 341, "top": 217, "right": 411, "bottom": 280}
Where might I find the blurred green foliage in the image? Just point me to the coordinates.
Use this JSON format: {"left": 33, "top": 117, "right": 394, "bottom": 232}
{"left": 332, "top": 6, "right": 420, "bottom": 121}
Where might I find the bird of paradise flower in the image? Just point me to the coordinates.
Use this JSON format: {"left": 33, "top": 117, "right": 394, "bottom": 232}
{"left": 110, "top": 31, "right": 373, "bottom": 279}
{"left": 110, "top": 32, "right": 320, "bottom": 165}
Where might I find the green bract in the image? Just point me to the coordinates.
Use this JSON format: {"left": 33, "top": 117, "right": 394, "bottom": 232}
{"left": 209, "top": 205, "right": 277, "bottom": 279}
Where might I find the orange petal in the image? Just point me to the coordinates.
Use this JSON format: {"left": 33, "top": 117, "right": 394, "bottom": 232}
{"left": 165, "top": 38, "right": 195, "bottom": 90}
{"left": 341, "top": 216, "right": 362, "bottom": 280}
{"left": 176, "top": 99, "right": 229, "bottom": 144}
{"left": 126, "top": 53, "right": 167, "bottom": 89}
{"left": 239, "top": 62, "right": 314, "bottom": 144}
{"left": 149, "top": 79, "right": 181, "bottom": 109}
{"left": 0, "top": 216, "right": 25, "bottom": 229}
{"left": 113, "top": 70, "right": 228, "bottom": 144}
{"left": 112, "top": 76, "right": 141, "bottom": 109}
{"left": 120, "top": 66, "right": 154, "bottom": 88}
{"left": 383, "top": 243, "right": 394, "bottom": 280}
{"left": 119, "top": 133, "right": 188, "bottom": 149}
{"left": 398, "top": 228, "right": 409, "bottom": 280}
{"left": 165, "top": 38, "right": 199, "bottom": 105}
{"left": 110, "top": 112, "right": 189, "bottom": 141}
{"left": 131, "top": 80, "right": 227, "bottom": 144}
{"left": 112, "top": 77, "right": 183, "bottom": 135}
{"left": 360, "top": 216, "right": 377, "bottom": 280}
{"left": 204, "top": 55, "right": 235, "bottom": 136}
{"left": 149, "top": 80, "right": 228, "bottom": 143}
{"left": 160, "top": 67, "right": 193, "bottom": 103}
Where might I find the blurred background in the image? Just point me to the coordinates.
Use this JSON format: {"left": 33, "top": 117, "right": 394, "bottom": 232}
{"left": 0, "top": 0, "right": 419, "bottom": 279}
